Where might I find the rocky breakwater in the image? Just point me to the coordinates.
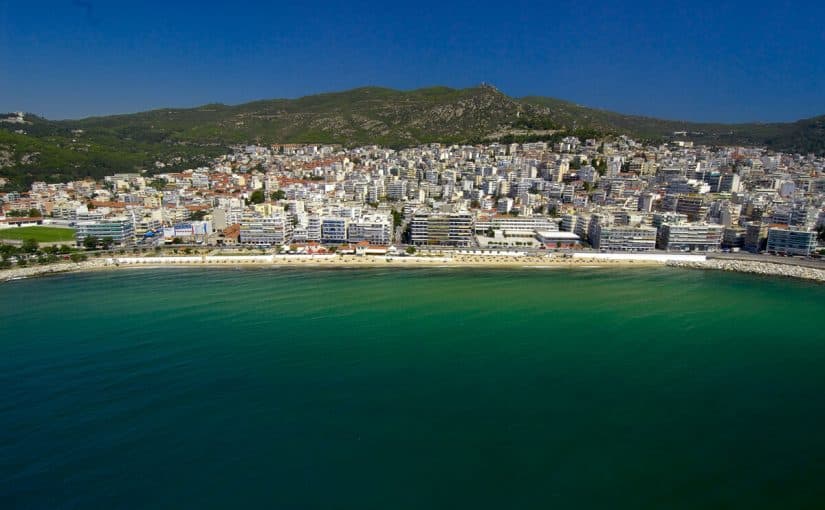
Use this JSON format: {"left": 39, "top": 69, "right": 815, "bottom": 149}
{"left": 667, "top": 258, "right": 825, "bottom": 283}
{"left": 0, "top": 259, "right": 107, "bottom": 283}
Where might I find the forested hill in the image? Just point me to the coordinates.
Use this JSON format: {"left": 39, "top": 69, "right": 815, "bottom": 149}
{"left": 2, "top": 85, "right": 823, "bottom": 190}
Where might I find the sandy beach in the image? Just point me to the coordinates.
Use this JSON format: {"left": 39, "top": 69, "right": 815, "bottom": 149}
{"left": 1, "top": 253, "right": 666, "bottom": 282}
{"left": 3, "top": 253, "right": 823, "bottom": 283}
{"left": 103, "top": 253, "right": 668, "bottom": 269}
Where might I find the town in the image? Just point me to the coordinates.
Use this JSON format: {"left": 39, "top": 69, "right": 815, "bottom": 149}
{"left": 2, "top": 136, "right": 825, "bottom": 264}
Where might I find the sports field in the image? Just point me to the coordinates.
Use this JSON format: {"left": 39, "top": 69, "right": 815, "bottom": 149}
{"left": 0, "top": 226, "right": 76, "bottom": 242}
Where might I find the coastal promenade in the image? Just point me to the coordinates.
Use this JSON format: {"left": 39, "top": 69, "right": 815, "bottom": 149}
{"left": 101, "top": 252, "right": 697, "bottom": 269}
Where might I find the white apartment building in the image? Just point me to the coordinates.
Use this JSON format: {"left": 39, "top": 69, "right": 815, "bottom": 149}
{"left": 240, "top": 214, "right": 292, "bottom": 246}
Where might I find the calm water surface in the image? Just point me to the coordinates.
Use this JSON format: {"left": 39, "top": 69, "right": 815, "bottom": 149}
{"left": 1, "top": 267, "right": 824, "bottom": 508}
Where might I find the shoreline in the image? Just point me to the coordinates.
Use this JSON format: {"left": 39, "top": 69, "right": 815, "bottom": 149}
{"left": 0, "top": 254, "right": 662, "bottom": 283}
{"left": 2, "top": 254, "right": 824, "bottom": 284}
{"left": 667, "top": 258, "right": 825, "bottom": 283}
{"left": 0, "top": 259, "right": 109, "bottom": 282}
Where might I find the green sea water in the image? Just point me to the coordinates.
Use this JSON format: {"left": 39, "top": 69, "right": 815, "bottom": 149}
{"left": 1, "top": 267, "right": 824, "bottom": 509}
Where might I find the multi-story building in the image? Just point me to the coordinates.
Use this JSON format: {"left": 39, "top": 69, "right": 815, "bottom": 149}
{"left": 387, "top": 180, "right": 407, "bottom": 201}
{"left": 560, "top": 214, "right": 578, "bottom": 232}
{"left": 590, "top": 224, "right": 657, "bottom": 252}
{"left": 722, "top": 227, "right": 746, "bottom": 249}
{"left": 657, "top": 223, "right": 723, "bottom": 252}
{"left": 239, "top": 214, "right": 292, "bottom": 246}
{"left": 474, "top": 215, "right": 557, "bottom": 234}
{"left": 410, "top": 212, "right": 473, "bottom": 246}
{"left": 496, "top": 197, "right": 514, "bottom": 214}
{"left": 652, "top": 212, "right": 688, "bottom": 229}
{"left": 306, "top": 215, "right": 322, "bottom": 242}
{"left": 321, "top": 218, "right": 349, "bottom": 244}
{"left": 674, "top": 195, "right": 707, "bottom": 221}
{"left": 348, "top": 214, "right": 392, "bottom": 245}
{"left": 744, "top": 222, "right": 769, "bottom": 253}
{"left": 766, "top": 228, "right": 818, "bottom": 256}
{"left": 75, "top": 217, "right": 135, "bottom": 247}
{"left": 718, "top": 173, "right": 742, "bottom": 193}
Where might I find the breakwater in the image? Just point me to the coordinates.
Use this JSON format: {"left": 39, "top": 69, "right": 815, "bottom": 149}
{"left": 0, "top": 260, "right": 106, "bottom": 282}
{"left": 668, "top": 258, "right": 825, "bottom": 283}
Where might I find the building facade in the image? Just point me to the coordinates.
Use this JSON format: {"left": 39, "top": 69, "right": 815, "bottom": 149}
{"left": 75, "top": 217, "right": 135, "bottom": 247}
{"left": 410, "top": 212, "right": 473, "bottom": 246}
{"left": 766, "top": 228, "right": 818, "bottom": 256}
{"left": 240, "top": 215, "right": 292, "bottom": 246}
{"left": 657, "top": 223, "right": 723, "bottom": 252}
{"left": 590, "top": 225, "right": 657, "bottom": 252}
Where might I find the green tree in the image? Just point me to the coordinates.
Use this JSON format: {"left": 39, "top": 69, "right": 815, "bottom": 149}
{"left": 0, "top": 245, "right": 16, "bottom": 259}
{"left": 189, "top": 210, "right": 207, "bottom": 221}
{"left": 28, "top": 208, "right": 42, "bottom": 217}
{"left": 70, "top": 252, "right": 87, "bottom": 263}
{"left": 271, "top": 190, "right": 286, "bottom": 201}
{"left": 391, "top": 210, "right": 403, "bottom": 228}
{"left": 249, "top": 189, "right": 265, "bottom": 204}
{"left": 148, "top": 178, "right": 168, "bottom": 190}
{"left": 21, "top": 238, "right": 39, "bottom": 253}
{"left": 101, "top": 237, "right": 114, "bottom": 250}
{"left": 405, "top": 246, "right": 417, "bottom": 255}
{"left": 83, "top": 236, "right": 100, "bottom": 250}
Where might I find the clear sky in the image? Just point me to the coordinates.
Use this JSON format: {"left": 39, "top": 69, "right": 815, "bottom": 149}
{"left": 2, "top": 0, "right": 824, "bottom": 122}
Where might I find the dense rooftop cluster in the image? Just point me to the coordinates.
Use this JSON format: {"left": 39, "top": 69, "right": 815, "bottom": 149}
{"left": 2, "top": 136, "right": 824, "bottom": 257}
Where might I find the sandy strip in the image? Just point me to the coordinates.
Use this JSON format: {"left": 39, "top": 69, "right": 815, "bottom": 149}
{"left": 6, "top": 255, "right": 824, "bottom": 284}
{"left": 2, "top": 255, "right": 671, "bottom": 283}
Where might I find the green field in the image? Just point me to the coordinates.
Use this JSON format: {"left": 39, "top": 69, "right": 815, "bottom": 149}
{"left": 0, "top": 226, "right": 76, "bottom": 243}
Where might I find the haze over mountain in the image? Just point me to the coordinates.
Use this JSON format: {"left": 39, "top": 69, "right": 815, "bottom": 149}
{"left": 2, "top": 85, "right": 824, "bottom": 190}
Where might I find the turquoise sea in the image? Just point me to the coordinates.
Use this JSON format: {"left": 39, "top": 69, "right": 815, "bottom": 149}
{"left": 1, "top": 267, "right": 824, "bottom": 508}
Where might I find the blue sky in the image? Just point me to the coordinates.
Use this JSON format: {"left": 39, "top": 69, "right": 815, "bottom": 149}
{"left": 1, "top": 0, "right": 824, "bottom": 122}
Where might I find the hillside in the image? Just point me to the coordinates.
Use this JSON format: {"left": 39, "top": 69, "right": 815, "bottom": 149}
{"left": 521, "top": 96, "right": 825, "bottom": 152}
{"left": 2, "top": 85, "right": 824, "bottom": 190}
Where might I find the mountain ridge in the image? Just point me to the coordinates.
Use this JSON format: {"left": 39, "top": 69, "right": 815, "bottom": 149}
{"left": 2, "top": 85, "right": 824, "bottom": 190}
